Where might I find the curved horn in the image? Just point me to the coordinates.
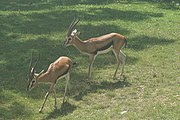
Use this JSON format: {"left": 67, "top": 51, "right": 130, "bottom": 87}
{"left": 33, "top": 52, "right": 40, "bottom": 69}
{"left": 67, "top": 19, "right": 76, "bottom": 36}
{"left": 28, "top": 51, "right": 34, "bottom": 75}
{"left": 67, "top": 18, "right": 80, "bottom": 36}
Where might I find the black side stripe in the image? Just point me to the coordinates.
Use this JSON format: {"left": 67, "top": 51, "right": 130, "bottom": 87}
{"left": 95, "top": 41, "right": 113, "bottom": 53}
{"left": 56, "top": 65, "right": 71, "bottom": 80}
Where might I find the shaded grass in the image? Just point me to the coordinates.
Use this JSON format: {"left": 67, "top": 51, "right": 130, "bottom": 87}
{"left": 0, "top": 0, "right": 179, "bottom": 119}
{"left": 129, "top": 36, "right": 175, "bottom": 51}
{"left": 45, "top": 102, "right": 77, "bottom": 119}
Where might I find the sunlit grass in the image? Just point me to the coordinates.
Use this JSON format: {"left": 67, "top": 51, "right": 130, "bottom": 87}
{"left": 0, "top": 0, "right": 179, "bottom": 119}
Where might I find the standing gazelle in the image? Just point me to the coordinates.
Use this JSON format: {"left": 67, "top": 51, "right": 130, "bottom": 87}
{"left": 63, "top": 19, "right": 127, "bottom": 80}
{"left": 27, "top": 52, "right": 74, "bottom": 113}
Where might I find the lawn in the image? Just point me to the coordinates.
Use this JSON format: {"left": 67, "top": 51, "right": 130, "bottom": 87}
{"left": 0, "top": 0, "right": 179, "bottom": 119}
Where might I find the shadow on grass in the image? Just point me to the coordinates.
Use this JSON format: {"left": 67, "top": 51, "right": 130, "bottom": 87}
{"left": 78, "top": 23, "right": 130, "bottom": 39}
{"left": 0, "top": 31, "right": 175, "bottom": 101}
{"left": 0, "top": 6, "right": 164, "bottom": 35}
{"left": 0, "top": 1, "right": 178, "bottom": 120}
{"left": 0, "top": 22, "right": 131, "bottom": 95}
{"left": 0, "top": 0, "right": 138, "bottom": 11}
{"left": 0, "top": 1, "right": 177, "bottom": 119}
{"left": 128, "top": 35, "right": 176, "bottom": 51}
{"left": 82, "top": 8, "right": 163, "bottom": 22}
{"left": 73, "top": 80, "right": 131, "bottom": 101}
{"left": 0, "top": 14, "right": 174, "bottom": 100}
{"left": 0, "top": 0, "right": 178, "bottom": 11}
{"left": 92, "top": 53, "right": 138, "bottom": 69}
{"left": 0, "top": 32, "right": 175, "bottom": 101}
{"left": 138, "top": 0, "right": 180, "bottom": 10}
{"left": 45, "top": 102, "right": 77, "bottom": 119}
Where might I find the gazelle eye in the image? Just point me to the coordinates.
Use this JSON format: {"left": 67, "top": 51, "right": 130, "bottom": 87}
{"left": 68, "top": 37, "right": 72, "bottom": 41}
{"left": 32, "top": 80, "right": 36, "bottom": 84}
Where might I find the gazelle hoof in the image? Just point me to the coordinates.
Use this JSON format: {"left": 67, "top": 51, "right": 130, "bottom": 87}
{"left": 39, "top": 109, "right": 42, "bottom": 113}
{"left": 113, "top": 76, "right": 117, "bottom": 80}
{"left": 54, "top": 106, "right": 57, "bottom": 109}
{"left": 86, "top": 77, "right": 92, "bottom": 84}
{"left": 63, "top": 99, "right": 67, "bottom": 104}
{"left": 87, "top": 77, "right": 91, "bottom": 81}
{"left": 119, "top": 74, "right": 125, "bottom": 80}
{"left": 87, "top": 80, "right": 93, "bottom": 85}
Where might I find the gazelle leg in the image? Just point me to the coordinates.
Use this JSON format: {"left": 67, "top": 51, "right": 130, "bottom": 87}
{"left": 52, "top": 88, "right": 57, "bottom": 109}
{"left": 39, "top": 84, "right": 54, "bottom": 113}
{"left": 88, "top": 54, "right": 96, "bottom": 80}
{"left": 119, "top": 50, "right": 126, "bottom": 76}
{"left": 63, "top": 73, "right": 70, "bottom": 103}
{"left": 113, "top": 50, "right": 120, "bottom": 80}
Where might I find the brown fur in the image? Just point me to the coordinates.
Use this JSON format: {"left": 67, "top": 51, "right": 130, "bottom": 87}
{"left": 27, "top": 56, "right": 73, "bottom": 113}
{"left": 64, "top": 32, "right": 127, "bottom": 79}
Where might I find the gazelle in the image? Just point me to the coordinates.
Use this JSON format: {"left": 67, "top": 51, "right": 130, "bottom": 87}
{"left": 27, "top": 52, "right": 75, "bottom": 113}
{"left": 63, "top": 19, "right": 127, "bottom": 80}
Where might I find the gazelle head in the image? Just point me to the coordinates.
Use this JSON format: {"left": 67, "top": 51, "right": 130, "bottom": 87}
{"left": 63, "top": 19, "right": 80, "bottom": 47}
{"left": 27, "top": 52, "right": 44, "bottom": 91}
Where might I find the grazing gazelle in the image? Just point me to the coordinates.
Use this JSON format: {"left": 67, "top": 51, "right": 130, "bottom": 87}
{"left": 63, "top": 19, "right": 127, "bottom": 80}
{"left": 27, "top": 52, "right": 75, "bottom": 113}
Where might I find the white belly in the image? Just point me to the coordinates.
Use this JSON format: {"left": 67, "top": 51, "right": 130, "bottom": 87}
{"left": 97, "top": 46, "right": 113, "bottom": 55}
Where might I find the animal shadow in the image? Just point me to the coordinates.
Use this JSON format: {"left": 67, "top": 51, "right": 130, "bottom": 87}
{"left": 73, "top": 78, "right": 131, "bottom": 101}
{"left": 45, "top": 102, "right": 77, "bottom": 119}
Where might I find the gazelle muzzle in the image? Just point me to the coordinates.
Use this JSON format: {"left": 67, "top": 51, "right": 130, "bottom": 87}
{"left": 63, "top": 39, "right": 69, "bottom": 47}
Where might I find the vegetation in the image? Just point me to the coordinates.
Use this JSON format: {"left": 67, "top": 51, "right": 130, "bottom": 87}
{"left": 0, "top": 0, "right": 179, "bottom": 119}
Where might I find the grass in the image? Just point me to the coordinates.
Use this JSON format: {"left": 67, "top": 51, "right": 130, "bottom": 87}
{"left": 0, "top": 0, "right": 179, "bottom": 119}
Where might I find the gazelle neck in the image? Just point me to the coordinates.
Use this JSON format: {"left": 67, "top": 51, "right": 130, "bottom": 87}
{"left": 36, "top": 72, "right": 51, "bottom": 83}
{"left": 73, "top": 37, "right": 87, "bottom": 53}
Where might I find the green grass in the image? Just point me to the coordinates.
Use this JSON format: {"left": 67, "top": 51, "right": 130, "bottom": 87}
{"left": 0, "top": 0, "right": 179, "bottom": 119}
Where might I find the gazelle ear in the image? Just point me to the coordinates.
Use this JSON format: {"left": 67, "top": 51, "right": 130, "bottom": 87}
{"left": 37, "top": 70, "right": 44, "bottom": 77}
{"left": 73, "top": 29, "right": 77, "bottom": 33}
{"left": 76, "top": 31, "right": 80, "bottom": 36}
{"left": 71, "top": 29, "right": 78, "bottom": 36}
